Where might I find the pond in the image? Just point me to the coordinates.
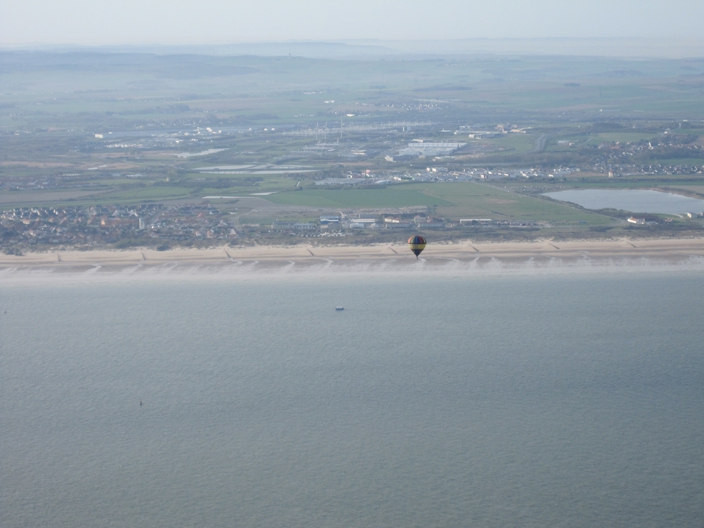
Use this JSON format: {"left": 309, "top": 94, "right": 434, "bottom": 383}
{"left": 543, "top": 189, "right": 704, "bottom": 215}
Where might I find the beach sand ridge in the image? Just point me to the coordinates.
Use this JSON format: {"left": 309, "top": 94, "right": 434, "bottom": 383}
{"left": 2, "top": 238, "right": 704, "bottom": 282}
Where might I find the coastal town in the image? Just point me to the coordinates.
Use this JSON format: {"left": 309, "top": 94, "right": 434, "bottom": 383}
{"left": 3, "top": 51, "right": 704, "bottom": 254}
{"left": 2, "top": 200, "right": 560, "bottom": 253}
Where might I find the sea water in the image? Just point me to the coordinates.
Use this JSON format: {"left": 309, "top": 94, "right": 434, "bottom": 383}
{"left": 2, "top": 273, "right": 704, "bottom": 527}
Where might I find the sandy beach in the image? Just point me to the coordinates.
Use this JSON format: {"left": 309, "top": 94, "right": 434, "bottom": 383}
{"left": 2, "top": 238, "right": 704, "bottom": 282}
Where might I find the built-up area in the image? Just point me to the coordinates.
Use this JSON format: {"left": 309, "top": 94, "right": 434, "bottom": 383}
{"left": 1, "top": 201, "right": 551, "bottom": 253}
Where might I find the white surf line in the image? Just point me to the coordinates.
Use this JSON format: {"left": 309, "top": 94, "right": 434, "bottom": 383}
{"left": 149, "top": 262, "right": 180, "bottom": 274}
{"left": 486, "top": 257, "right": 502, "bottom": 269}
{"left": 468, "top": 256, "right": 482, "bottom": 268}
{"left": 281, "top": 260, "right": 296, "bottom": 273}
{"left": 313, "top": 258, "right": 335, "bottom": 269}
{"left": 223, "top": 251, "right": 244, "bottom": 264}
{"left": 546, "top": 256, "right": 564, "bottom": 267}
{"left": 121, "top": 264, "right": 143, "bottom": 275}
{"left": 237, "top": 260, "right": 259, "bottom": 272}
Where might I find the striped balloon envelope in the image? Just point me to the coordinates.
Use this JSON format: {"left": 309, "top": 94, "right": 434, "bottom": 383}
{"left": 407, "top": 235, "right": 427, "bottom": 258}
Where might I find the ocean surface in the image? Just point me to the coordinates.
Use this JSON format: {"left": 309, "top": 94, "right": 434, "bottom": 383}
{"left": 2, "top": 272, "right": 704, "bottom": 527}
{"left": 544, "top": 189, "right": 704, "bottom": 215}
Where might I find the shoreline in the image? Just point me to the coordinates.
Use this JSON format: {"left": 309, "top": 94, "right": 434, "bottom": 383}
{"left": 2, "top": 238, "right": 704, "bottom": 282}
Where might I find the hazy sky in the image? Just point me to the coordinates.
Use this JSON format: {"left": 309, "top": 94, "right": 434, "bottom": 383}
{"left": 1, "top": 0, "right": 703, "bottom": 47}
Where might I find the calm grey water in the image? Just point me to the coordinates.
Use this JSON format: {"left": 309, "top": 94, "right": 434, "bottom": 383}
{"left": 544, "top": 189, "right": 704, "bottom": 214}
{"left": 2, "top": 273, "right": 704, "bottom": 527}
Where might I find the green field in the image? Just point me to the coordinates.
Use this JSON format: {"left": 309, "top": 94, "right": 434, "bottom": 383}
{"left": 261, "top": 182, "right": 611, "bottom": 225}
{"left": 95, "top": 185, "right": 194, "bottom": 202}
{"left": 420, "top": 183, "right": 609, "bottom": 224}
{"left": 486, "top": 134, "right": 536, "bottom": 154}
{"left": 265, "top": 187, "right": 451, "bottom": 208}
{"left": 585, "top": 132, "right": 658, "bottom": 144}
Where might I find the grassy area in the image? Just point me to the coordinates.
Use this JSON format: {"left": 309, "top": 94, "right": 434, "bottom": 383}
{"left": 96, "top": 185, "right": 193, "bottom": 202}
{"left": 259, "top": 182, "right": 612, "bottom": 225}
{"left": 265, "top": 187, "right": 451, "bottom": 208}
{"left": 517, "top": 178, "right": 704, "bottom": 190}
{"left": 418, "top": 183, "right": 610, "bottom": 224}
{"left": 486, "top": 134, "right": 536, "bottom": 154}
{"left": 585, "top": 132, "right": 657, "bottom": 144}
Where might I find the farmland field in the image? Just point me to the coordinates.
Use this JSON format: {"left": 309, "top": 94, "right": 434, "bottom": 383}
{"left": 265, "top": 187, "right": 451, "bottom": 208}
{"left": 262, "top": 182, "right": 612, "bottom": 225}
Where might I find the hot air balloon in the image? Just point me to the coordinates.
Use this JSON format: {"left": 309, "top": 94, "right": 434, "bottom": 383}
{"left": 408, "top": 235, "right": 426, "bottom": 259}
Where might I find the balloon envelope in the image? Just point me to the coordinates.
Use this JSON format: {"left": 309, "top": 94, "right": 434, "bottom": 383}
{"left": 408, "top": 235, "right": 426, "bottom": 258}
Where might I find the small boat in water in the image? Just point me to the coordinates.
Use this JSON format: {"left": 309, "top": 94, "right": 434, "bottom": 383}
{"left": 335, "top": 306, "right": 344, "bottom": 311}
